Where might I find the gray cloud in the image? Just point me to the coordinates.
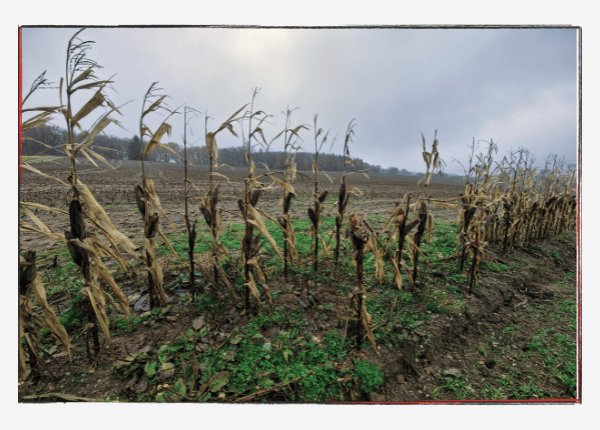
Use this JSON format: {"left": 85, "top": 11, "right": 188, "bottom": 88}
{"left": 21, "top": 27, "right": 577, "bottom": 174}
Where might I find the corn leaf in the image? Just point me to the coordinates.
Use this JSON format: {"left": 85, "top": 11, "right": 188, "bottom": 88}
{"left": 71, "top": 90, "right": 105, "bottom": 125}
{"left": 246, "top": 205, "right": 283, "bottom": 261}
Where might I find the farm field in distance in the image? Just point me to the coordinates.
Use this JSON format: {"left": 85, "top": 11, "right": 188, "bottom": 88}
{"left": 19, "top": 158, "right": 578, "bottom": 402}
{"left": 20, "top": 158, "right": 465, "bottom": 252}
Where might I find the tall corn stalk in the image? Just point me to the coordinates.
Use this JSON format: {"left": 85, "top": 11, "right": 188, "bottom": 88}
{"left": 334, "top": 120, "right": 356, "bottom": 267}
{"left": 200, "top": 105, "right": 247, "bottom": 297}
{"left": 137, "top": 82, "right": 182, "bottom": 310}
{"left": 307, "top": 114, "right": 332, "bottom": 274}
{"left": 182, "top": 106, "right": 202, "bottom": 300}
{"left": 48, "top": 29, "right": 134, "bottom": 362}
{"left": 19, "top": 73, "right": 69, "bottom": 382}
{"left": 20, "top": 71, "right": 63, "bottom": 185}
{"left": 277, "top": 107, "right": 306, "bottom": 281}
{"left": 237, "top": 88, "right": 283, "bottom": 312}
{"left": 408, "top": 131, "right": 444, "bottom": 293}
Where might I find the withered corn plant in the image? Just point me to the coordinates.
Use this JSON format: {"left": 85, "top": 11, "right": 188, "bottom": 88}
{"left": 407, "top": 131, "right": 444, "bottom": 293}
{"left": 237, "top": 88, "right": 284, "bottom": 312}
{"left": 199, "top": 105, "right": 247, "bottom": 297}
{"left": 346, "top": 215, "right": 377, "bottom": 353}
{"left": 307, "top": 114, "right": 333, "bottom": 275}
{"left": 379, "top": 194, "right": 420, "bottom": 290}
{"left": 19, "top": 29, "right": 135, "bottom": 362}
{"left": 137, "top": 82, "right": 183, "bottom": 310}
{"left": 455, "top": 140, "right": 498, "bottom": 270}
{"left": 334, "top": 120, "right": 356, "bottom": 267}
{"left": 276, "top": 107, "right": 306, "bottom": 281}
{"left": 19, "top": 250, "right": 72, "bottom": 383}
{"left": 182, "top": 106, "right": 201, "bottom": 299}
{"left": 52, "top": 29, "right": 134, "bottom": 361}
{"left": 20, "top": 71, "right": 64, "bottom": 185}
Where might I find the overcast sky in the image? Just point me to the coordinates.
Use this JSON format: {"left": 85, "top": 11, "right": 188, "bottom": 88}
{"left": 20, "top": 26, "right": 578, "bottom": 174}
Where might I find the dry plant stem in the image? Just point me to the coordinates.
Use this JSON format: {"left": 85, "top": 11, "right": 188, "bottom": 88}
{"left": 282, "top": 112, "right": 290, "bottom": 280}
{"left": 310, "top": 114, "right": 330, "bottom": 274}
{"left": 283, "top": 209, "right": 289, "bottom": 281}
{"left": 19, "top": 252, "right": 39, "bottom": 380}
{"left": 242, "top": 89, "right": 260, "bottom": 312}
{"left": 63, "top": 32, "right": 100, "bottom": 359}
{"left": 242, "top": 93, "right": 256, "bottom": 311}
{"left": 313, "top": 132, "right": 319, "bottom": 272}
{"left": 411, "top": 202, "right": 428, "bottom": 293}
{"left": 348, "top": 217, "right": 368, "bottom": 352}
{"left": 138, "top": 83, "right": 172, "bottom": 309}
{"left": 243, "top": 180, "right": 253, "bottom": 310}
{"left": 357, "top": 292, "right": 364, "bottom": 352}
{"left": 183, "top": 107, "right": 196, "bottom": 300}
{"left": 243, "top": 97, "right": 254, "bottom": 310}
{"left": 207, "top": 115, "right": 220, "bottom": 287}
{"left": 139, "top": 97, "right": 158, "bottom": 309}
{"left": 397, "top": 196, "right": 412, "bottom": 268}
{"left": 279, "top": 108, "right": 305, "bottom": 281}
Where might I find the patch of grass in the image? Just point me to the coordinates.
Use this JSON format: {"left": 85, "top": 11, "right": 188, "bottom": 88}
{"left": 512, "top": 378, "right": 548, "bottom": 399}
{"left": 434, "top": 377, "right": 473, "bottom": 400}
{"left": 117, "top": 317, "right": 358, "bottom": 402}
{"left": 445, "top": 273, "right": 467, "bottom": 284}
{"left": 523, "top": 324, "right": 576, "bottom": 398}
{"left": 112, "top": 314, "right": 149, "bottom": 335}
{"left": 424, "top": 222, "right": 459, "bottom": 263}
{"left": 56, "top": 294, "right": 88, "bottom": 334}
{"left": 479, "top": 262, "right": 519, "bottom": 273}
{"left": 353, "top": 359, "right": 384, "bottom": 393}
{"left": 424, "top": 287, "right": 465, "bottom": 314}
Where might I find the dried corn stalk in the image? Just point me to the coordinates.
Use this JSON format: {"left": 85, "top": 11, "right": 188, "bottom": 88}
{"left": 200, "top": 105, "right": 247, "bottom": 295}
{"left": 20, "top": 71, "right": 64, "bottom": 184}
{"left": 237, "top": 88, "right": 282, "bottom": 312}
{"left": 334, "top": 120, "right": 356, "bottom": 267}
{"left": 138, "top": 82, "right": 181, "bottom": 309}
{"left": 408, "top": 131, "right": 445, "bottom": 292}
{"left": 308, "top": 113, "right": 334, "bottom": 275}
{"left": 54, "top": 29, "right": 131, "bottom": 362}
{"left": 19, "top": 251, "right": 73, "bottom": 382}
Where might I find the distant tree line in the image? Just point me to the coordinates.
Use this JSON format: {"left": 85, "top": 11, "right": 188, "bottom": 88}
{"left": 21, "top": 125, "right": 461, "bottom": 178}
{"left": 22, "top": 124, "right": 134, "bottom": 160}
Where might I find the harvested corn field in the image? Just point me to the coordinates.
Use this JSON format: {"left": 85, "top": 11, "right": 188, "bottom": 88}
{"left": 19, "top": 27, "right": 579, "bottom": 405}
